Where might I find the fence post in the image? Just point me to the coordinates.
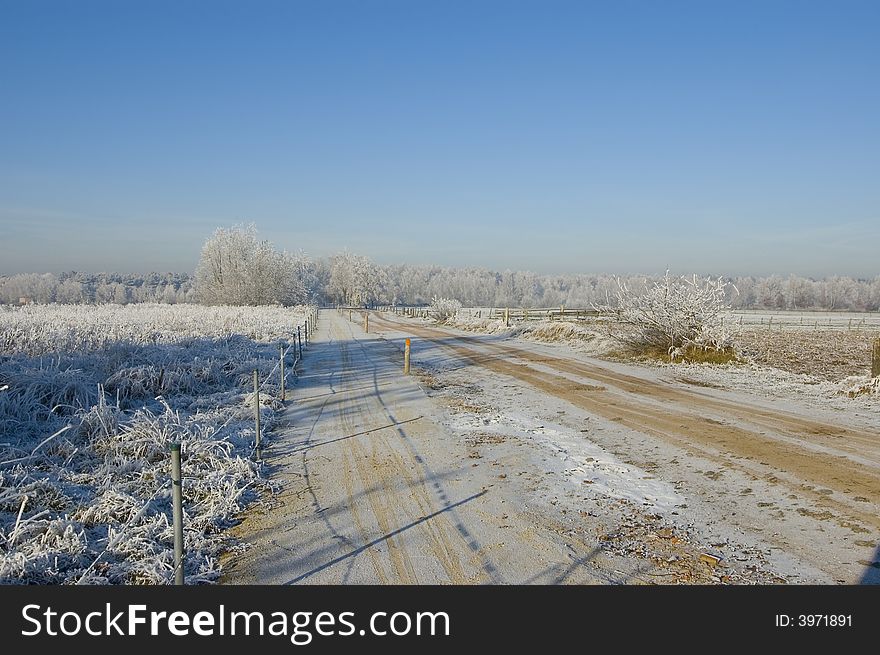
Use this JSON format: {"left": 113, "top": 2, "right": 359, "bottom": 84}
{"left": 404, "top": 338, "right": 411, "bottom": 375}
{"left": 504, "top": 308, "right": 510, "bottom": 327}
{"left": 253, "top": 370, "right": 261, "bottom": 456}
{"left": 298, "top": 327, "right": 303, "bottom": 359}
{"left": 170, "top": 443, "right": 184, "bottom": 586}
{"left": 364, "top": 313, "right": 369, "bottom": 333}
{"left": 305, "top": 319, "right": 310, "bottom": 344}
{"left": 872, "top": 338, "right": 880, "bottom": 378}
{"left": 279, "top": 343, "right": 285, "bottom": 402}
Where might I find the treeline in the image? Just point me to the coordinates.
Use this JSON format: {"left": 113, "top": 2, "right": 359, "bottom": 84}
{"left": 7, "top": 266, "right": 877, "bottom": 312}
{"left": 3, "top": 223, "right": 879, "bottom": 312}
{"left": 336, "top": 265, "right": 880, "bottom": 312}
{"left": 0, "top": 271, "right": 193, "bottom": 305}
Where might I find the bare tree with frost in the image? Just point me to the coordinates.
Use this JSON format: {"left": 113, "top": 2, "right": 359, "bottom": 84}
{"left": 429, "top": 296, "right": 462, "bottom": 322}
{"left": 327, "top": 251, "right": 384, "bottom": 306}
{"left": 594, "top": 271, "right": 736, "bottom": 359}
{"left": 194, "top": 224, "right": 309, "bottom": 306}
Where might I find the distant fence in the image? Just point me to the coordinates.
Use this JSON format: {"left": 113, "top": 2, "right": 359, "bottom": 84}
{"left": 458, "top": 307, "right": 880, "bottom": 331}
{"left": 727, "top": 310, "right": 880, "bottom": 332}
{"left": 351, "top": 304, "right": 880, "bottom": 332}
{"left": 462, "top": 307, "right": 600, "bottom": 322}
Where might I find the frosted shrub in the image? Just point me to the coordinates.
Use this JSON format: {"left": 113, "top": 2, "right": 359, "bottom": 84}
{"left": 594, "top": 272, "right": 736, "bottom": 359}
{"left": 430, "top": 296, "right": 462, "bottom": 323}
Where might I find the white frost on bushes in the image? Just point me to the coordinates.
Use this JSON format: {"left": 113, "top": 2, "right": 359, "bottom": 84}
{"left": 0, "top": 303, "right": 310, "bottom": 584}
{"left": 429, "top": 296, "right": 462, "bottom": 323}
{"left": 593, "top": 271, "right": 736, "bottom": 357}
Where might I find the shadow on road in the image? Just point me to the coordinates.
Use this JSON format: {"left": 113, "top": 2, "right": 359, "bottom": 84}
{"left": 282, "top": 490, "right": 487, "bottom": 584}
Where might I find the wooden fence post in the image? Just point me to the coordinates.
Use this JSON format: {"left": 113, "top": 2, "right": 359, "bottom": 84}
{"left": 364, "top": 313, "right": 369, "bottom": 333}
{"left": 872, "top": 338, "right": 880, "bottom": 378}
{"left": 504, "top": 308, "right": 510, "bottom": 327}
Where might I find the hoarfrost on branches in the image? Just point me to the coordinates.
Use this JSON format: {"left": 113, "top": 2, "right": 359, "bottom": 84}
{"left": 193, "top": 223, "right": 312, "bottom": 306}
{"left": 429, "top": 297, "right": 462, "bottom": 323}
{"left": 593, "top": 271, "right": 736, "bottom": 358}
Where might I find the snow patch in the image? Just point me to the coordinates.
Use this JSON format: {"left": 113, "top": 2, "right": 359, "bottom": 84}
{"left": 445, "top": 409, "right": 683, "bottom": 513}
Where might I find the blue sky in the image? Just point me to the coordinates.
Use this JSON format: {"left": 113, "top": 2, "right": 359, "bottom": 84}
{"left": 1, "top": 0, "right": 878, "bottom": 277}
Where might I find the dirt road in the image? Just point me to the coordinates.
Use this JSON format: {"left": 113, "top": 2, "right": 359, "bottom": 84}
{"left": 223, "top": 310, "right": 880, "bottom": 584}
{"left": 224, "top": 311, "right": 660, "bottom": 584}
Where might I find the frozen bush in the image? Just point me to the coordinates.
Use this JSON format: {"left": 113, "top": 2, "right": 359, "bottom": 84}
{"left": 594, "top": 271, "right": 736, "bottom": 359}
{"left": 429, "top": 297, "right": 462, "bottom": 323}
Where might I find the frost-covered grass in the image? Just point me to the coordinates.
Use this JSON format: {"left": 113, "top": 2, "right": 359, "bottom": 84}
{"left": 0, "top": 303, "right": 306, "bottom": 355}
{"left": 734, "top": 326, "right": 878, "bottom": 381}
{"left": 442, "top": 314, "right": 617, "bottom": 357}
{"left": 0, "top": 303, "right": 310, "bottom": 584}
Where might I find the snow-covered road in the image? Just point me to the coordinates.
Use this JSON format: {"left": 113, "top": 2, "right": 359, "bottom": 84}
{"left": 224, "top": 309, "right": 880, "bottom": 584}
{"left": 223, "top": 311, "right": 654, "bottom": 584}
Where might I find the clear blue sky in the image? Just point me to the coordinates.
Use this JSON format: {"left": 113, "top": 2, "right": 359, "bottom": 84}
{"left": 1, "top": 0, "right": 878, "bottom": 277}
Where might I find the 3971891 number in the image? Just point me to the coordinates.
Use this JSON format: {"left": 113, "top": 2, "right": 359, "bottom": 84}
{"left": 798, "top": 615, "right": 852, "bottom": 627}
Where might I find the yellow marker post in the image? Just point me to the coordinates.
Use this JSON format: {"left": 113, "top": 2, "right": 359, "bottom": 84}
{"left": 404, "top": 338, "right": 411, "bottom": 375}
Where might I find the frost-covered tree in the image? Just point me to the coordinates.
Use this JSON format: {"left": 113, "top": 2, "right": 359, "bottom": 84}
{"left": 327, "top": 251, "right": 384, "bottom": 306}
{"left": 193, "top": 224, "right": 310, "bottom": 306}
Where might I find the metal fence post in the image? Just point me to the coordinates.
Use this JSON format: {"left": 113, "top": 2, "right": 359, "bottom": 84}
{"left": 253, "top": 370, "right": 261, "bottom": 455}
{"left": 170, "top": 443, "right": 184, "bottom": 586}
{"left": 280, "top": 343, "right": 285, "bottom": 402}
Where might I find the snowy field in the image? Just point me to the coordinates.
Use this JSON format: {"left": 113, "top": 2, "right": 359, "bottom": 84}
{"left": 728, "top": 309, "right": 880, "bottom": 331}
{"left": 0, "top": 303, "right": 310, "bottom": 584}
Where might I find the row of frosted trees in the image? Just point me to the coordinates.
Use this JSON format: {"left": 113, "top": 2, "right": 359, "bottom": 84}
{"left": 3, "top": 225, "right": 880, "bottom": 311}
